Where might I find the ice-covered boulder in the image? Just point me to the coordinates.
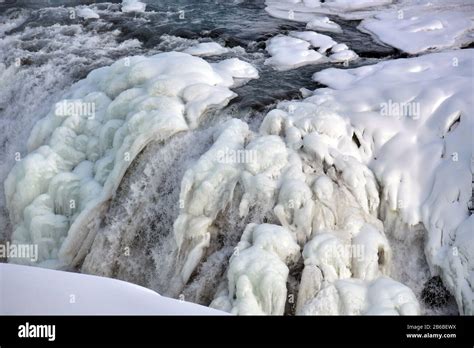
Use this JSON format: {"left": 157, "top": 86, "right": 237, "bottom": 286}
{"left": 264, "top": 31, "right": 357, "bottom": 70}
{"left": 212, "top": 223, "right": 300, "bottom": 315}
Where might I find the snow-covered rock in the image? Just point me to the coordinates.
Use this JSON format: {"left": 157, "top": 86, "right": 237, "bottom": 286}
{"left": 306, "top": 16, "right": 342, "bottom": 33}
{"left": 264, "top": 35, "right": 325, "bottom": 70}
{"left": 265, "top": 32, "right": 357, "bottom": 70}
{"left": 4, "top": 52, "right": 258, "bottom": 269}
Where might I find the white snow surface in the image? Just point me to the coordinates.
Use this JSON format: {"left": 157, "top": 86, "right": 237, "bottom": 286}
{"left": 360, "top": 2, "right": 474, "bottom": 54}
{"left": 4, "top": 52, "right": 258, "bottom": 269}
{"left": 0, "top": 264, "right": 227, "bottom": 315}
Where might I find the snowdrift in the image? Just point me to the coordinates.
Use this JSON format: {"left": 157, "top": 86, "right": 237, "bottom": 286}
{"left": 0, "top": 264, "right": 226, "bottom": 315}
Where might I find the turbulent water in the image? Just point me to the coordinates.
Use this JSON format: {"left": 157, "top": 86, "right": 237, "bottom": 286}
{"left": 0, "top": 0, "right": 462, "bottom": 315}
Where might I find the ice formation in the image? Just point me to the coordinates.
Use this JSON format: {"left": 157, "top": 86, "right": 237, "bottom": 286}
{"left": 211, "top": 223, "right": 300, "bottom": 314}
{"left": 183, "top": 42, "right": 230, "bottom": 57}
{"left": 265, "top": 31, "right": 357, "bottom": 70}
{"left": 306, "top": 16, "right": 342, "bottom": 33}
{"left": 76, "top": 7, "right": 100, "bottom": 20}
{"left": 265, "top": 0, "right": 474, "bottom": 54}
{"left": 163, "top": 80, "right": 417, "bottom": 314}
{"left": 299, "top": 277, "right": 419, "bottom": 315}
{"left": 4, "top": 52, "right": 258, "bottom": 269}
{"left": 131, "top": 49, "right": 470, "bottom": 316}
{"left": 121, "top": 0, "right": 147, "bottom": 13}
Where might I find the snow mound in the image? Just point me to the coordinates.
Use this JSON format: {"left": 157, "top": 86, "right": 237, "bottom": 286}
{"left": 121, "top": 0, "right": 147, "bottom": 13}
{"left": 183, "top": 42, "right": 229, "bottom": 57}
{"left": 4, "top": 52, "right": 258, "bottom": 269}
{"left": 0, "top": 264, "right": 227, "bottom": 315}
{"left": 265, "top": 32, "right": 357, "bottom": 70}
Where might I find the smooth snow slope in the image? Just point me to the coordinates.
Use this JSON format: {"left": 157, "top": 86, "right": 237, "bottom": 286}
{"left": 0, "top": 264, "right": 226, "bottom": 315}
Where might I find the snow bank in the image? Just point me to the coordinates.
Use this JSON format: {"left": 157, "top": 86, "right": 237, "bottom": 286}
{"left": 0, "top": 264, "right": 226, "bottom": 315}
{"left": 265, "top": 35, "right": 325, "bottom": 71}
{"left": 360, "top": 3, "right": 474, "bottom": 54}
{"left": 121, "top": 0, "right": 147, "bottom": 13}
{"left": 183, "top": 42, "right": 229, "bottom": 57}
{"left": 265, "top": 0, "right": 393, "bottom": 21}
{"left": 4, "top": 52, "right": 258, "bottom": 269}
{"left": 265, "top": 32, "right": 357, "bottom": 70}
{"left": 312, "top": 49, "right": 473, "bottom": 314}
{"left": 265, "top": 0, "right": 474, "bottom": 54}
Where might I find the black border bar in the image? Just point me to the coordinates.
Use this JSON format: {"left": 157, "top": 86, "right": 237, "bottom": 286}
{"left": 0, "top": 315, "right": 472, "bottom": 346}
